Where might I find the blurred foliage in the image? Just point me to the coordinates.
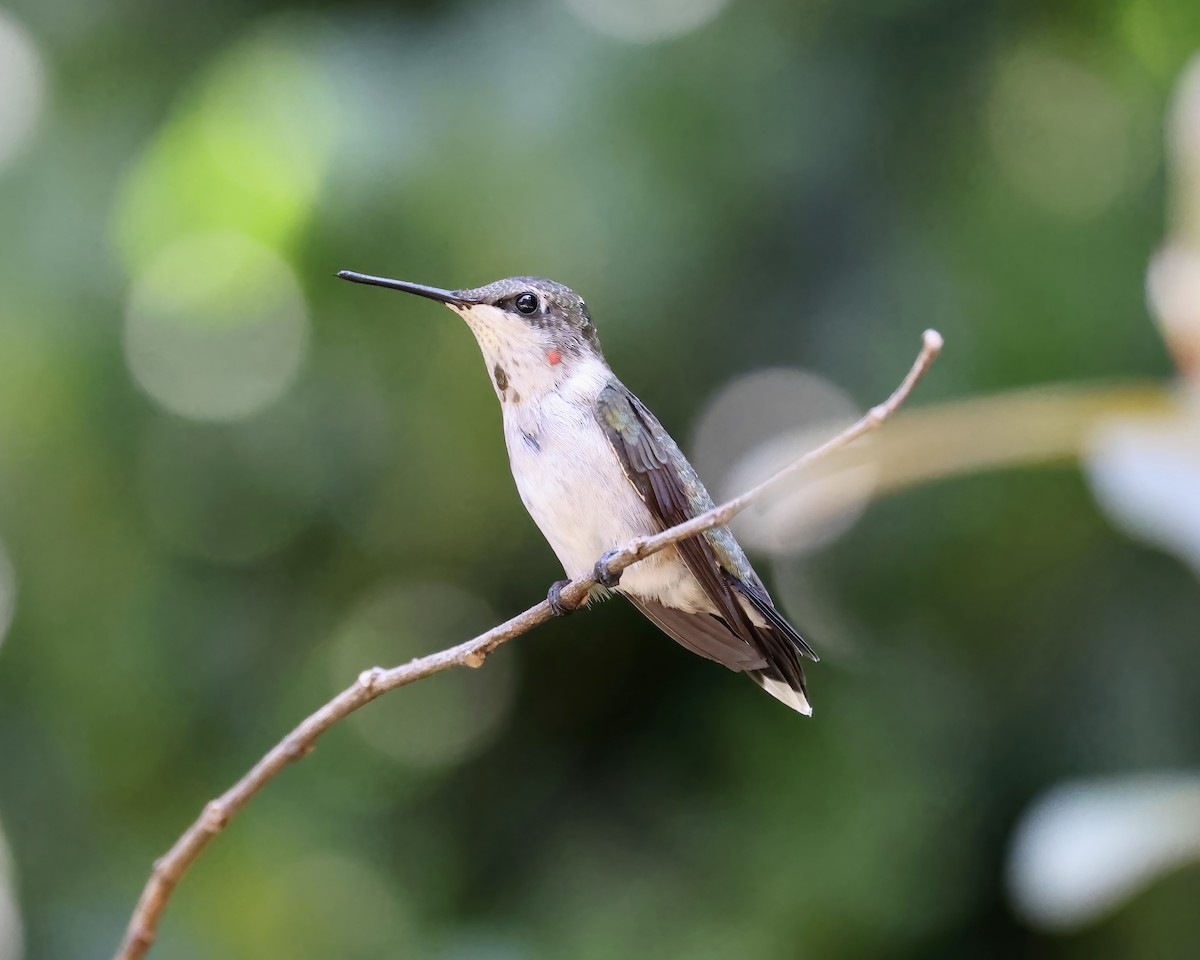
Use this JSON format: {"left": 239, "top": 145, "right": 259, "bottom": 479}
{"left": 0, "top": 0, "right": 1198, "bottom": 958}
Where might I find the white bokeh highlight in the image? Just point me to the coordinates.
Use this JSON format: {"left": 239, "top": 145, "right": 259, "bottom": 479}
{"left": 0, "top": 10, "right": 45, "bottom": 175}
{"left": 692, "top": 368, "right": 875, "bottom": 556}
{"left": 1008, "top": 773, "right": 1200, "bottom": 930}
{"left": 564, "top": 0, "right": 730, "bottom": 43}
{"left": 124, "top": 232, "right": 309, "bottom": 421}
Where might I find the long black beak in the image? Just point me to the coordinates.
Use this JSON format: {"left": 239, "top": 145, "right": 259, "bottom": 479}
{"left": 336, "top": 270, "right": 472, "bottom": 306}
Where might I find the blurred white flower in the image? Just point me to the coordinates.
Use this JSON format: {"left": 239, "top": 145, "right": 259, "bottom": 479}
{"left": 1008, "top": 773, "right": 1200, "bottom": 930}
{"left": 1086, "top": 389, "right": 1200, "bottom": 579}
{"left": 1088, "top": 57, "right": 1200, "bottom": 577}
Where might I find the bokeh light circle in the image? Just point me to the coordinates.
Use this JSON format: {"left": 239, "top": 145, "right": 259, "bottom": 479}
{"left": 124, "top": 232, "right": 309, "bottom": 421}
{"left": 692, "top": 368, "right": 875, "bottom": 556}
{"left": 564, "top": 0, "right": 730, "bottom": 43}
{"left": 329, "top": 582, "right": 515, "bottom": 771}
{"left": 111, "top": 22, "right": 340, "bottom": 272}
{"left": 987, "top": 48, "right": 1145, "bottom": 219}
{"left": 0, "top": 10, "right": 45, "bottom": 175}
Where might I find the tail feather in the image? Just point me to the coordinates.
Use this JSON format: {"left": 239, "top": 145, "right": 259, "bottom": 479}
{"left": 625, "top": 596, "right": 814, "bottom": 717}
{"left": 752, "top": 671, "right": 813, "bottom": 716}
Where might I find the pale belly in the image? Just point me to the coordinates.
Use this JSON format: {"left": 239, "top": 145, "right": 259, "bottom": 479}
{"left": 502, "top": 396, "right": 711, "bottom": 612}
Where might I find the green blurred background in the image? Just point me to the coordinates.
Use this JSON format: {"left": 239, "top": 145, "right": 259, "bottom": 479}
{"left": 2, "top": 0, "right": 1200, "bottom": 958}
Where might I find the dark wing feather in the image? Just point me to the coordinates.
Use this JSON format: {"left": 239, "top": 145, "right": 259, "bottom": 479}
{"left": 594, "top": 381, "right": 759, "bottom": 638}
{"left": 733, "top": 576, "right": 819, "bottom": 662}
{"left": 595, "top": 380, "right": 815, "bottom": 707}
{"left": 627, "top": 597, "right": 767, "bottom": 671}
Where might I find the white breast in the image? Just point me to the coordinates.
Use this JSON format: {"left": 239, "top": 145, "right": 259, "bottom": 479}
{"left": 500, "top": 360, "right": 710, "bottom": 612}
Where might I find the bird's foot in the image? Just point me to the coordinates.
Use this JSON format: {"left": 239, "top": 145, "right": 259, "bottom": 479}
{"left": 547, "top": 579, "right": 577, "bottom": 617}
{"left": 593, "top": 550, "right": 623, "bottom": 589}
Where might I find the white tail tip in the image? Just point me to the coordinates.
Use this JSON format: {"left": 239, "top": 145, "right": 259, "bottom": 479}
{"left": 756, "top": 675, "right": 813, "bottom": 716}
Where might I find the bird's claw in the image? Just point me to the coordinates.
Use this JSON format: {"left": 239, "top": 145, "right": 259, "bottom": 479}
{"left": 593, "top": 550, "right": 622, "bottom": 589}
{"left": 547, "top": 579, "right": 576, "bottom": 617}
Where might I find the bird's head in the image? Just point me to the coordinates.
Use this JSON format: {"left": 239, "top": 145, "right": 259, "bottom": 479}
{"left": 338, "top": 271, "right": 604, "bottom": 402}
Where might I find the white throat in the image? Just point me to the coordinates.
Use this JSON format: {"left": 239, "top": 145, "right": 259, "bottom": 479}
{"left": 451, "top": 302, "right": 605, "bottom": 405}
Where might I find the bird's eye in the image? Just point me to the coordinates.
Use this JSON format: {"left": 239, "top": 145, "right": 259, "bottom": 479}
{"left": 515, "top": 293, "right": 539, "bottom": 315}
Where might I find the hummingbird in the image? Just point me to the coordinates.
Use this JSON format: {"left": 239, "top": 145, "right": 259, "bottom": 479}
{"left": 338, "top": 270, "right": 818, "bottom": 714}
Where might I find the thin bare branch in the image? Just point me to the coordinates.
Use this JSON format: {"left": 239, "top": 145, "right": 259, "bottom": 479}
{"left": 113, "top": 329, "right": 942, "bottom": 960}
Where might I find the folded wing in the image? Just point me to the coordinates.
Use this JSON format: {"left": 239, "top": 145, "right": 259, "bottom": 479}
{"left": 594, "top": 380, "right": 816, "bottom": 714}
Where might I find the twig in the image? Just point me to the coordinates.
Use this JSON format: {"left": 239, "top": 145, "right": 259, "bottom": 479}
{"left": 113, "top": 329, "right": 943, "bottom": 960}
